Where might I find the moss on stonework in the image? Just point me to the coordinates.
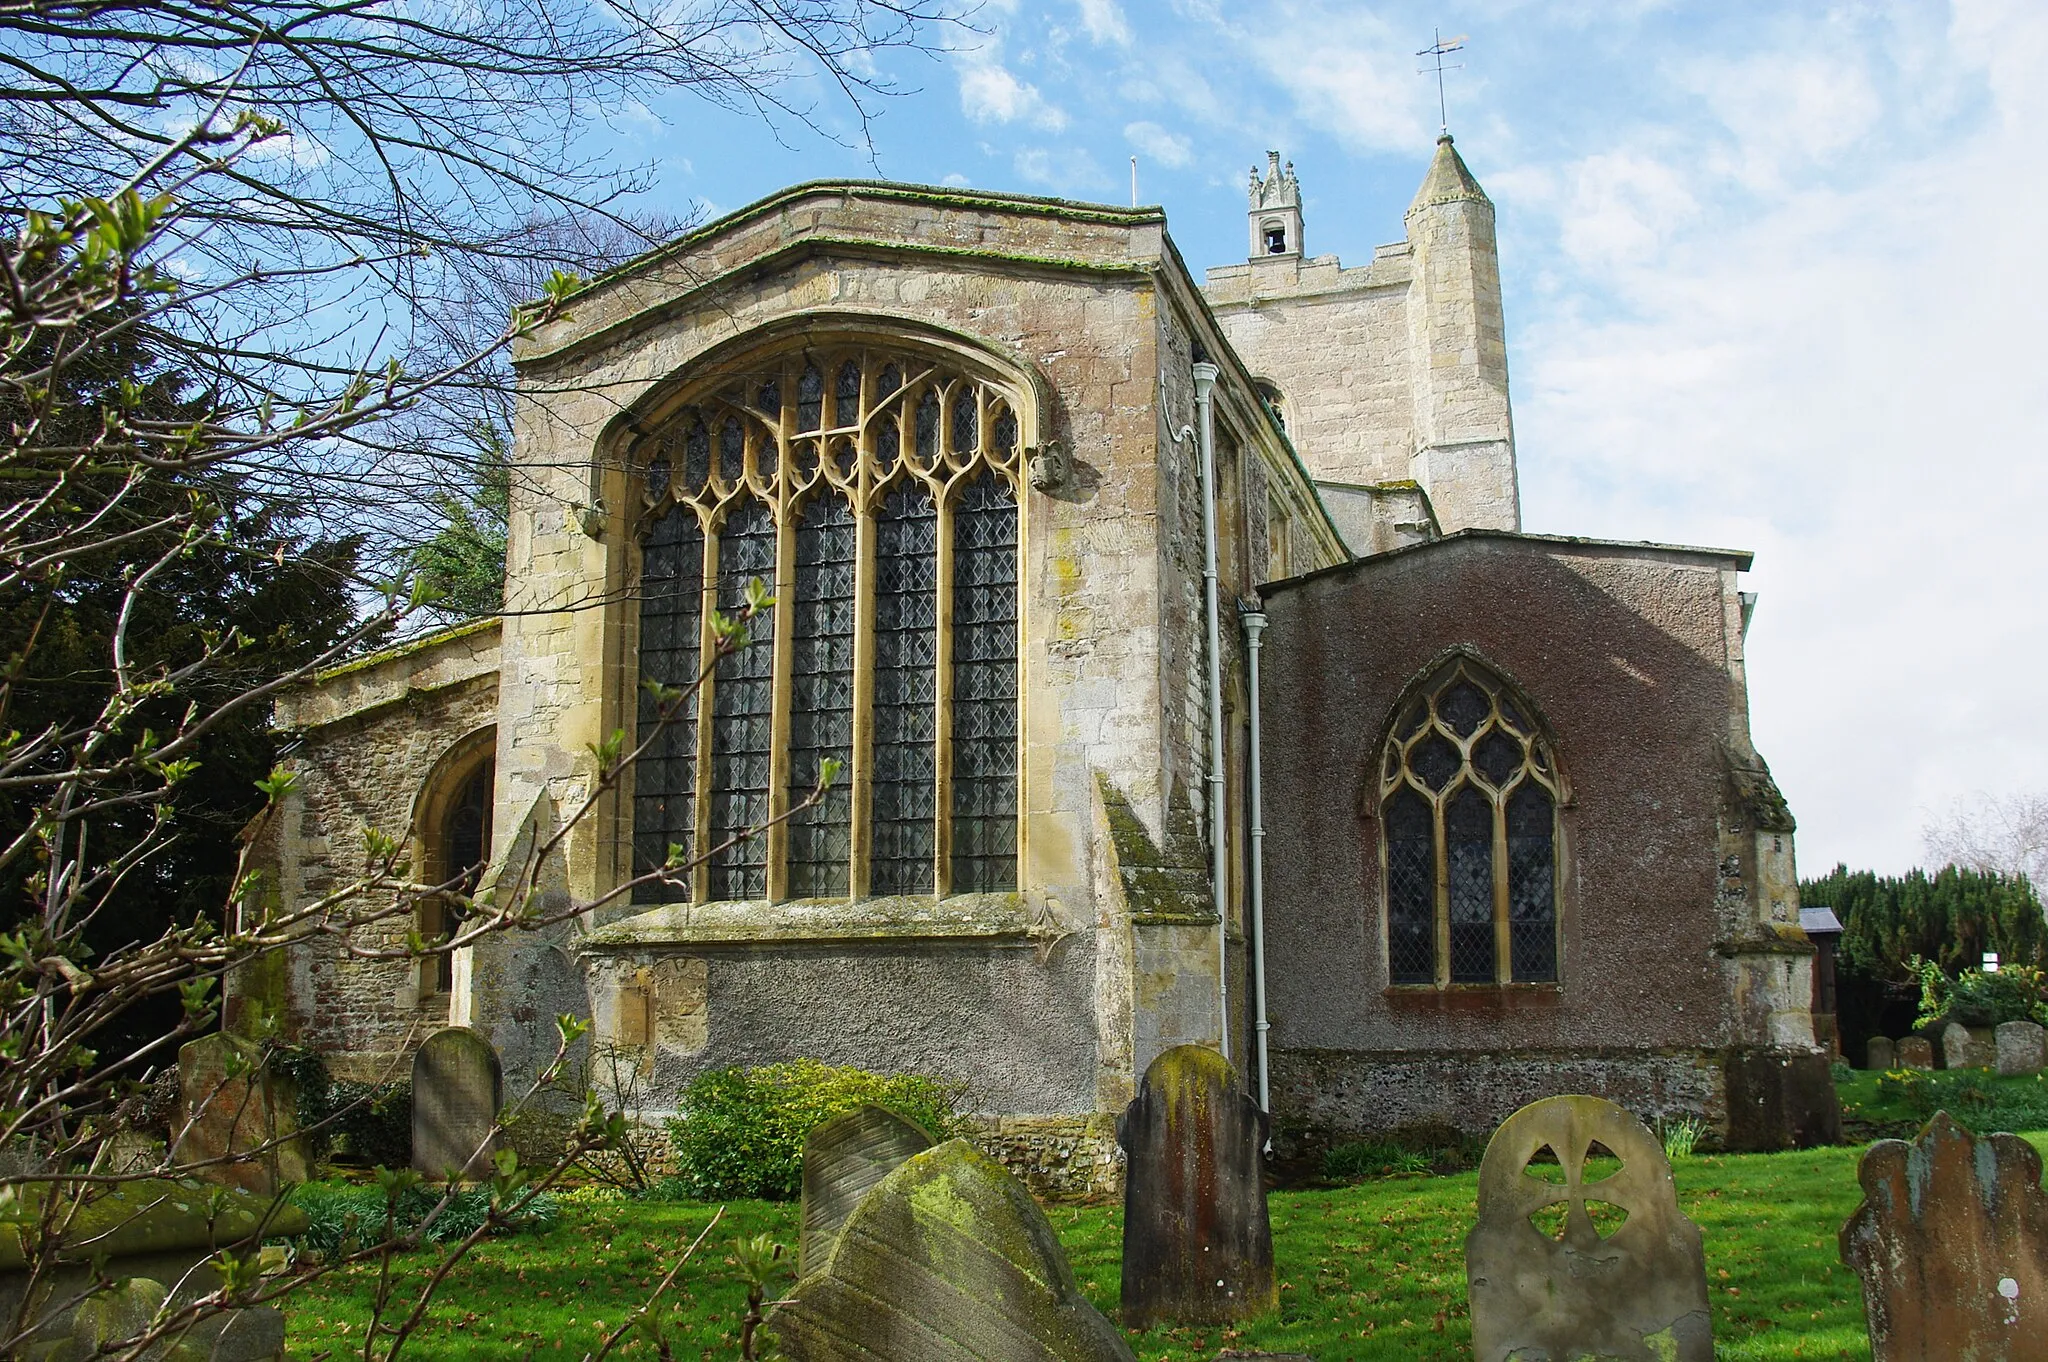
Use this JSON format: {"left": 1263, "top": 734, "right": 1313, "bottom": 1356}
{"left": 1724, "top": 744, "right": 1797, "bottom": 834}
{"left": 228, "top": 948, "right": 289, "bottom": 1038}
{"left": 306, "top": 616, "right": 499, "bottom": 685}
{"left": 1096, "top": 775, "right": 1215, "bottom": 924}
{"left": 0, "top": 1178, "right": 309, "bottom": 1269}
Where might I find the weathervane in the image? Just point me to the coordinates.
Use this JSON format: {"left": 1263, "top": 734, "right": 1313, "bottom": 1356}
{"left": 1416, "top": 28, "right": 1467, "bottom": 136}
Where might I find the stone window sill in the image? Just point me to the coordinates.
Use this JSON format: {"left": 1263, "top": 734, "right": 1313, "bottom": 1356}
{"left": 1383, "top": 983, "right": 1563, "bottom": 1015}
{"left": 579, "top": 891, "right": 1032, "bottom": 952}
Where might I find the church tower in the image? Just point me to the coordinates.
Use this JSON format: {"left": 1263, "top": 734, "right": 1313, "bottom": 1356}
{"left": 1203, "top": 137, "right": 1522, "bottom": 547}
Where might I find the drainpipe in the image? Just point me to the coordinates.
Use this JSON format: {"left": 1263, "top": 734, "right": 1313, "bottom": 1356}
{"left": 1191, "top": 359, "right": 1229, "bottom": 1062}
{"left": 1242, "top": 607, "right": 1271, "bottom": 1121}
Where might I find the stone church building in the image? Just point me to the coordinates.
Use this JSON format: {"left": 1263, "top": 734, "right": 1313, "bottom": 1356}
{"left": 246, "top": 136, "right": 1831, "bottom": 1190}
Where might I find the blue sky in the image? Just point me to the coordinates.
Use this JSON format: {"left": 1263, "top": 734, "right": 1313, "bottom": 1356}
{"left": 616, "top": 1, "right": 2048, "bottom": 877}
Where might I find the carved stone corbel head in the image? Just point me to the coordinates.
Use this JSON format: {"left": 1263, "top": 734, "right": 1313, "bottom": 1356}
{"left": 1026, "top": 440, "right": 1069, "bottom": 492}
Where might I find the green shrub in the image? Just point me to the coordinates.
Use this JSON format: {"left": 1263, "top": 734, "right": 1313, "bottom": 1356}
{"left": 1913, "top": 959, "right": 2048, "bottom": 1029}
{"left": 1321, "top": 1139, "right": 1432, "bottom": 1181}
{"left": 270, "top": 1046, "right": 412, "bottom": 1168}
{"left": 289, "top": 1181, "right": 557, "bottom": 1257}
{"left": 665, "top": 1059, "right": 964, "bottom": 1201}
{"left": 1656, "top": 1117, "right": 1706, "bottom": 1160}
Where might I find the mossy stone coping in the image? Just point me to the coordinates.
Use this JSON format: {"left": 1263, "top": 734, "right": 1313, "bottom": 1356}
{"left": 0, "top": 1178, "right": 308, "bottom": 1271}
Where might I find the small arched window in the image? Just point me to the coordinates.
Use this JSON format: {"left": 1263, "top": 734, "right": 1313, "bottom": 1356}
{"left": 1380, "top": 658, "right": 1559, "bottom": 986}
{"left": 422, "top": 751, "right": 493, "bottom": 996}
{"left": 632, "top": 340, "right": 1024, "bottom": 905}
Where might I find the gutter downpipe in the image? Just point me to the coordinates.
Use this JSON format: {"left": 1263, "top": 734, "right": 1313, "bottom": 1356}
{"left": 1191, "top": 359, "right": 1229, "bottom": 1062}
{"left": 1242, "top": 607, "right": 1271, "bottom": 1124}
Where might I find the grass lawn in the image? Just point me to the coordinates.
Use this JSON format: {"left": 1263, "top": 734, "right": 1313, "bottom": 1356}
{"left": 284, "top": 1129, "right": 2048, "bottom": 1362}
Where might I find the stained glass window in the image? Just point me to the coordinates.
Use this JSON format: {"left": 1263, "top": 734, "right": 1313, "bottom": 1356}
{"left": 634, "top": 508, "right": 703, "bottom": 904}
{"left": 872, "top": 483, "right": 939, "bottom": 895}
{"left": 633, "top": 343, "right": 1025, "bottom": 904}
{"left": 1380, "top": 658, "right": 1560, "bottom": 985}
{"left": 708, "top": 499, "right": 776, "bottom": 901}
{"left": 951, "top": 473, "right": 1018, "bottom": 892}
{"left": 788, "top": 495, "right": 855, "bottom": 896}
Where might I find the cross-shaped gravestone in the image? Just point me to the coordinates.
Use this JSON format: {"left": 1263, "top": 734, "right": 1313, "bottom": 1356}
{"left": 1466, "top": 1095, "right": 1712, "bottom": 1362}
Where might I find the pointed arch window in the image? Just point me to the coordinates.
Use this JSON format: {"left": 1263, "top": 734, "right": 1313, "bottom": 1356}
{"left": 1381, "top": 658, "right": 1560, "bottom": 986}
{"left": 632, "top": 342, "right": 1025, "bottom": 904}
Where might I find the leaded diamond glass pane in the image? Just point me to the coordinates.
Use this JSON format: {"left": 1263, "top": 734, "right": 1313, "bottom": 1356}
{"left": 1439, "top": 679, "right": 1490, "bottom": 737}
{"left": 1385, "top": 788, "right": 1434, "bottom": 984}
{"left": 683, "top": 416, "right": 711, "bottom": 494}
{"left": 1473, "top": 730, "right": 1522, "bottom": 789}
{"left": 708, "top": 499, "right": 776, "bottom": 900}
{"left": 756, "top": 378, "right": 780, "bottom": 414}
{"left": 834, "top": 360, "right": 860, "bottom": 424}
{"left": 950, "top": 387, "right": 978, "bottom": 455}
{"left": 950, "top": 473, "right": 1018, "bottom": 892}
{"left": 788, "top": 495, "right": 855, "bottom": 897}
{"left": 1446, "top": 784, "right": 1495, "bottom": 983}
{"left": 1508, "top": 783, "right": 1557, "bottom": 982}
{"left": 992, "top": 407, "right": 1017, "bottom": 455}
{"left": 1396, "top": 701, "right": 1427, "bottom": 740}
{"left": 719, "top": 416, "right": 744, "bottom": 485}
{"left": 876, "top": 416, "right": 899, "bottom": 473}
{"left": 633, "top": 509, "right": 702, "bottom": 904}
{"left": 797, "top": 362, "right": 823, "bottom": 431}
{"left": 914, "top": 389, "right": 940, "bottom": 467}
{"left": 1412, "top": 733, "right": 1460, "bottom": 791}
{"left": 872, "top": 484, "right": 938, "bottom": 895}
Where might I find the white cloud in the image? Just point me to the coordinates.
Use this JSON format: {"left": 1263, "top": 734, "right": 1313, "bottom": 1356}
{"left": 941, "top": 172, "right": 971, "bottom": 187}
{"left": 958, "top": 37, "right": 1068, "bottom": 132}
{"left": 1233, "top": 2, "right": 1432, "bottom": 152}
{"left": 1124, "top": 120, "right": 1192, "bottom": 169}
{"left": 1076, "top": 0, "right": 1131, "bottom": 46}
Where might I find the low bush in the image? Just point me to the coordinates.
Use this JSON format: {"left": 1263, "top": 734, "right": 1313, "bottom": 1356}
{"left": 1321, "top": 1139, "right": 1431, "bottom": 1181}
{"left": 664, "top": 1058, "right": 965, "bottom": 1201}
{"left": 1913, "top": 958, "right": 2048, "bottom": 1028}
{"left": 290, "top": 1181, "right": 558, "bottom": 1258}
{"left": 270, "top": 1046, "right": 412, "bottom": 1168}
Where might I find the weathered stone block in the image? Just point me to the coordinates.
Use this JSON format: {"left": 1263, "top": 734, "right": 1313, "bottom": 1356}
{"left": 1942, "top": 1022, "right": 1998, "bottom": 1071}
{"left": 1997, "top": 1021, "right": 2046, "bottom": 1077}
{"left": 1117, "top": 1045, "right": 1275, "bottom": 1328}
{"left": 798, "top": 1106, "right": 933, "bottom": 1274}
{"left": 173, "top": 1036, "right": 307, "bottom": 1193}
{"left": 1897, "top": 1036, "right": 1935, "bottom": 1070}
{"left": 770, "top": 1139, "right": 1135, "bottom": 1362}
{"left": 1840, "top": 1112, "right": 2048, "bottom": 1360}
{"left": 412, "top": 1026, "right": 503, "bottom": 1180}
{"left": 1465, "top": 1095, "right": 1711, "bottom": 1362}
{"left": 1721, "top": 1047, "right": 1841, "bottom": 1152}
{"left": 1864, "top": 1036, "right": 1895, "bottom": 1071}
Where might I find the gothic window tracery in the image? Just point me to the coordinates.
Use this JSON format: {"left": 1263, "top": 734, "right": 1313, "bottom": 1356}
{"left": 632, "top": 341, "right": 1025, "bottom": 904}
{"left": 1380, "top": 658, "right": 1559, "bottom": 986}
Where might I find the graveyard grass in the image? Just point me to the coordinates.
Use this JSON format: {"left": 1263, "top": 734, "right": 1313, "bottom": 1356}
{"left": 281, "top": 1134, "right": 2048, "bottom": 1361}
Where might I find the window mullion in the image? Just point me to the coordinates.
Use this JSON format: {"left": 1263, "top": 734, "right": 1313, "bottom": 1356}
{"left": 691, "top": 527, "right": 718, "bottom": 904}
{"left": 765, "top": 503, "right": 796, "bottom": 901}
{"left": 1432, "top": 792, "right": 1450, "bottom": 988}
{"left": 1492, "top": 788, "right": 1511, "bottom": 985}
{"left": 933, "top": 485, "right": 956, "bottom": 896}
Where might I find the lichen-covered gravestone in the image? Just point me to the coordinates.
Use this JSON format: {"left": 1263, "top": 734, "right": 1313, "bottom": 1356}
{"left": 1840, "top": 1111, "right": 2048, "bottom": 1359}
{"left": 412, "top": 1027, "right": 503, "bottom": 1180}
{"left": 1866, "top": 1036, "right": 1896, "bottom": 1071}
{"left": 1997, "top": 1021, "right": 2047, "bottom": 1077}
{"left": 1943, "top": 1023, "right": 1997, "bottom": 1071}
{"left": 173, "top": 1034, "right": 307, "bottom": 1193}
{"left": 1465, "top": 1095, "right": 1712, "bottom": 1362}
{"left": 769, "top": 1139, "right": 1136, "bottom": 1362}
{"left": 1117, "top": 1044, "right": 1276, "bottom": 1328}
{"left": 1897, "top": 1036, "right": 1935, "bottom": 1071}
{"left": 798, "top": 1105, "right": 933, "bottom": 1273}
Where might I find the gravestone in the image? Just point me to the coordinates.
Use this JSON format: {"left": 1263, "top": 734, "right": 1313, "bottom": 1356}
{"left": 1865, "top": 1036, "right": 1895, "bottom": 1071}
{"left": 172, "top": 1034, "right": 307, "bottom": 1193}
{"left": 770, "top": 1139, "right": 1136, "bottom": 1362}
{"left": 1840, "top": 1111, "right": 2048, "bottom": 1359}
{"left": 1997, "top": 1021, "right": 2047, "bottom": 1077}
{"left": 1117, "top": 1045, "right": 1276, "bottom": 1328}
{"left": 412, "top": 1027, "right": 503, "bottom": 1180}
{"left": 1896, "top": 1036, "right": 1934, "bottom": 1071}
{"left": 1465, "top": 1095, "right": 1712, "bottom": 1362}
{"left": 1943, "top": 1023, "right": 1998, "bottom": 1071}
{"left": 798, "top": 1105, "right": 934, "bottom": 1273}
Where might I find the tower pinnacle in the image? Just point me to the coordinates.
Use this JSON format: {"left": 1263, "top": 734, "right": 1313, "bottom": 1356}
{"left": 1246, "top": 152, "right": 1302, "bottom": 260}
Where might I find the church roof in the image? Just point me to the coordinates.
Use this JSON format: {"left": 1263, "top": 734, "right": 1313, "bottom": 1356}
{"left": 1259, "top": 528, "right": 1755, "bottom": 596}
{"left": 1407, "top": 134, "right": 1491, "bottom": 215}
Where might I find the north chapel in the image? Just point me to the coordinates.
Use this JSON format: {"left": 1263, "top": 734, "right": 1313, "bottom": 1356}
{"left": 243, "top": 138, "right": 1833, "bottom": 1193}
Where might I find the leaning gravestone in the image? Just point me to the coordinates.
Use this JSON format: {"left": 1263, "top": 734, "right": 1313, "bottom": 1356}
{"left": 1943, "top": 1022, "right": 1998, "bottom": 1071}
{"left": 770, "top": 1139, "right": 1136, "bottom": 1362}
{"left": 1997, "top": 1021, "right": 2047, "bottom": 1077}
{"left": 1897, "top": 1036, "right": 1935, "bottom": 1071}
{"left": 172, "top": 1034, "right": 307, "bottom": 1194}
{"left": 798, "top": 1105, "right": 933, "bottom": 1274}
{"left": 1865, "top": 1036, "right": 1895, "bottom": 1071}
{"left": 1465, "top": 1095, "right": 1712, "bottom": 1362}
{"left": 1117, "top": 1045, "right": 1276, "bottom": 1328}
{"left": 1840, "top": 1111, "right": 2048, "bottom": 1359}
{"left": 412, "top": 1027, "right": 503, "bottom": 1180}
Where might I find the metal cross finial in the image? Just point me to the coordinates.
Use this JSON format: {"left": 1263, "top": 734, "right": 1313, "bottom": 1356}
{"left": 1416, "top": 28, "right": 1467, "bottom": 136}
